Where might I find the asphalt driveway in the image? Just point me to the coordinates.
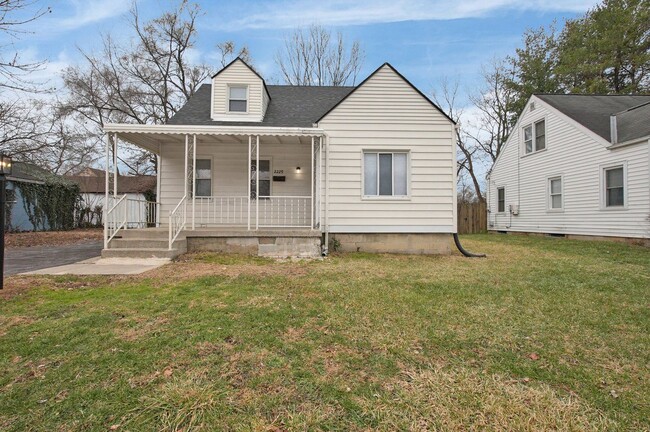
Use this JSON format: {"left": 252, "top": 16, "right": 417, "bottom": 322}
{"left": 4, "top": 241, "right": 103, "bottom": 275}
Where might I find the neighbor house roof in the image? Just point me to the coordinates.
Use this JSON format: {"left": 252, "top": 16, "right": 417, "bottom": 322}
{"left": 7, "top": 161, "right": 47, "bottom": 184}
{"left": 167, "top": 84, "right": 355, "bottom": 128}
{"left": 536, "top": 94, "right": 650, "bottom": 143}
{"left": 66, "top": 174, "right": 157, "bottom": 194}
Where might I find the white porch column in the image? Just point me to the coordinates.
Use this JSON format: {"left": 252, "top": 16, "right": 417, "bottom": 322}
{"left": 192, "top": 134, "right": 197, "bottom": 230}
{"left": 104, "top": 133, "right": 110, "bottom": 249}
{"left": 247, "top": 135, "right": 252, "bottom": 231}
{"left": 184, "top": 134, "right": 188, "bottom": 227}
{"left": 156, "top": 144, "right": 161, "bottom": 227}
{"left": 255, "top": 135, "right": 260, "bottom": 230}
{"left": 310, "top": 136, "right": 314, "bottom": 229}
{"left": 112, "top": 133, "right": 118, "bottom": 198}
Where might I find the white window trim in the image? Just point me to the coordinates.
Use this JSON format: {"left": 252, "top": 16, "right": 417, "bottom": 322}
{"left": 227, "top": 84, "right": 249, "bottom": 114}
{"left": 547, "top": 175, "right": 564, "bottom": 212}
{"left": 522, "top": 118, "right": 547, "bottom": 156}
{"left": 360, "top": 150, "right": 411, "bottom": 200}
{"left": 600, "top": 161, "right": 628, "bottom": 210}
{"left": 194, "top": 155, "right": 213, "bottom": 197}
{"left": 496, "top": 186, "right": 506, "bottom": 214}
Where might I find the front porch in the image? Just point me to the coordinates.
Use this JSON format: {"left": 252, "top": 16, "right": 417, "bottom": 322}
{"left": 101, "top": 125, "right": 326, "bottom": 258}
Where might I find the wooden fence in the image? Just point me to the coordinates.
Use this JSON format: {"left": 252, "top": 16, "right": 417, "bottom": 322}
{"left": 457, "top": 201, "right": 487, "bottom": 234}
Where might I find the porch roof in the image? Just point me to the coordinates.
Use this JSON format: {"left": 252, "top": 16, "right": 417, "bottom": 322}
{"left": 103, "top": 123, "right": 325, "bottom": 153}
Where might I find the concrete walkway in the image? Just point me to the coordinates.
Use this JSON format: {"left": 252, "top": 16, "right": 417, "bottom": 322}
{"left": 5, "top": 241, "right": 103, "bottom": 275}
{"left": 24, "top": 257, "right": 170, "bottom": 275}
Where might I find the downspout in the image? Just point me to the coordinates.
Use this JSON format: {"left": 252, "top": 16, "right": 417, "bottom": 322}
{"left": 323, "top": 133, "right": 330, "bottom": 255}
{"left": 453, "top": 124, "right": 486, "bottom": 258}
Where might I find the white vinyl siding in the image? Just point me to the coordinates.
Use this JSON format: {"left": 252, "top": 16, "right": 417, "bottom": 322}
{"left": 489, "top": 96, "right": 650, "bottom": 239}
{"left": 318, "top": 65, "right": 455, "bottom": 232}
{"left": 211, "top": 60, "right": 267, "bottom": 122}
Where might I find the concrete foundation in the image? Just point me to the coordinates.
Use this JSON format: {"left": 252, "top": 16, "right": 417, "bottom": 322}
{"left": 331, "top": 233, "right": 452, "bottom": 255}
{"left": 187, "top": 231, "right": 322, "bottom": 258}
{"left": 490, "top": 230, "right": 650, "bottom": 247}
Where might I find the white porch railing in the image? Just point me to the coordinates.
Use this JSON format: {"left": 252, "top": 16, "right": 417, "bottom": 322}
{"left": 257, "top": 196, "right": 312, "bottom": 228}
{"left": 125, "top": 198, "right": 159, "bottom": 228}
{"left": 168, "top": 195, "right": 187, "bottom": 249}
{"left": 104, "top": 194, "right": 127, "bottom": 248}
{"left": 194, "top": 196, "right": 248, "bottom": 226}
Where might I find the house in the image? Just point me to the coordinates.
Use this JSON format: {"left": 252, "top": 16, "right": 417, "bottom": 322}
{"left": 487, "top": 94, "right": 650, "bottom": 245}
{"left": 101, "top": 58, "right": 457, "bottom": 258}
{"left": 4, "top": 162, "right": 79, "bottom": 232}
{"left": 66, "top": 168, "right": 157, "bottom": 228}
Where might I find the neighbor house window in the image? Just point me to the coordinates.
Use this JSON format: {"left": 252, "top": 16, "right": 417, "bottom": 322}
{"left": 228, "top": 85, "right": 247, "bottom": 112}
{"left": 548, "top": 176, "right": 562, "bottom": 210}
{"left": 195, "top": 159, "right": 212, "bottom": 197}
{"left": 497, "top": 187, "right": 505, "bottom": 213}
{"left": 524, "top": 119, "right": 546, "bottom": 154}
{"left": 363, "top": 152, "right": 408, "bottom": 197}
{"left": 604, "top": 166, "right": 625, "bottom": 207}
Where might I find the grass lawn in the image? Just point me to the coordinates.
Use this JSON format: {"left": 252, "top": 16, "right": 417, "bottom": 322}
{"left": 1, "top": 234, "right": 648, "bottom": 431}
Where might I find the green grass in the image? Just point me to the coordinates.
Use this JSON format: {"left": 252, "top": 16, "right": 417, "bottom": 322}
{"left": 1, "top": 234, "right": 649, "bottom": 431}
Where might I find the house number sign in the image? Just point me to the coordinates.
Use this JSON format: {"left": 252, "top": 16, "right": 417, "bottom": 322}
{"left": 274, "top": 169, "right": 284, "bottom": 174}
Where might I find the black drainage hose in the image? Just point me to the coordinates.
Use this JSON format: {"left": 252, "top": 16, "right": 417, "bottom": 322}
{"left": 453, "top": 233, "right": 486, "bottom": 258}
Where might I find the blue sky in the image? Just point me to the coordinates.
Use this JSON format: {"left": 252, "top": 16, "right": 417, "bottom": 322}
{"left": 14, "top": 0, "right": 599, "bottom": 109}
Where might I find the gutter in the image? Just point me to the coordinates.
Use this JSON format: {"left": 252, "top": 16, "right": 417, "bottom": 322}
{"left": 103, "top": 123, "right": 326, "bottom": 137}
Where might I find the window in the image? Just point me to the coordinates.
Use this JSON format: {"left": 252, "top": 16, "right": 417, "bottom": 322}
{"left": 363, "top": 152, "right": 408, "bottom": 197}
{"left": 604, "top": 166, "right": 624, "bottom": 207}
{"left": 497, "top": 187, "right": 505, "bottom": 213}
{"left": 548, "top": 177, "right": 562, "bottom": 210}
{"left": 228, "top": 85, "right": 247, "bottom": 112}
{"left": 524, "top": 119, "right": 546, "bottom": 154}
{"left": 250, "top": 159, "right": 270, "bottom": 198}
{"left": 195, "top": 159, "right": 212, "bottom": 197}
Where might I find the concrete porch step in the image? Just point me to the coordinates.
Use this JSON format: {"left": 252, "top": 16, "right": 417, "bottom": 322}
{"left": 110, "top": 238, "right": 171, "bottom": 249}
{"left": 101, "top": 247, "right": 182, "bottom": 259}
{"left": 118, "top": 228, "right": 173, "bottom": 240}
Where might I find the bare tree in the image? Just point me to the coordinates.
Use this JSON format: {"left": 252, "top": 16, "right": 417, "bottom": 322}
{"left": 216, "top": 41, "right": 252, "bottom": 67}
{"left": 467, "top": 59, "right": 519, "bottom": 163}
{"left": 432, "top": 77, "right": 485, "bottom": 202}
{"left": 275, "top": 24, "right": 364, "bottom": 86}
{"left": 61, "top": 1, "right": 215, "bottom": 174}
{"left": 0, "top": 0, "right": 51, "bottom": 93}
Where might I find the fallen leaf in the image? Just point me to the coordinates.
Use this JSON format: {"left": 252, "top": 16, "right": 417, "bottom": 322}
{"left": 528, "top": 353, "right": 540, "bottom": 361}
{"left": 163, "top": 367, "right": 173, "bottom": 378}
{"left": 110, "top": 424, "right": 120, "bottom": 430}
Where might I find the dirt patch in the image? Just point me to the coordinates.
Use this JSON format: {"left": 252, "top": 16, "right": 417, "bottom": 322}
{"left": 114, "top": 315, "right": 170, "bottom": 341}
{"left": 1, "top": 275, "right": 124, "bottom": 300}
{"left": 6, "top": 229, "right": 103, "bottom": 249}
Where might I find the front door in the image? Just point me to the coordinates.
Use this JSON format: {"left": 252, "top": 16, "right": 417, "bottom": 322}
{"left": 250, "top": 159, "right": 271, "bottom": 198}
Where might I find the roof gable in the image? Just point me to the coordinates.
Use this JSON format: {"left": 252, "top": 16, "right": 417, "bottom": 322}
{"left": 212, "top": 57, "right": 271, "bottom": 102}
{"left": 317, "top": 63, "right": 456, "bottom": 125}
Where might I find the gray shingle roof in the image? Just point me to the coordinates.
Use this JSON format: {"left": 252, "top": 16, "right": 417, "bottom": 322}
{"left": 615, "top": 102, "right": 650, "bottom": 143}
{"left": 167, "top": 84, "right": 354, "bottom": 128}
{"left": 536, "top": 94, "right": 650, "bottom": 142}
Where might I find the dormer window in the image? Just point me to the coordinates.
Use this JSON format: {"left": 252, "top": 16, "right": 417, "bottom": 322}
{"left": 228, "top": 85, "right": 248, "bottom": 113}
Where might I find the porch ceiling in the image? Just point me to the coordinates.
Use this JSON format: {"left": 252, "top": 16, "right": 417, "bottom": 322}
{"left": 106, "top": 123, "right": 325, "bottom": 152}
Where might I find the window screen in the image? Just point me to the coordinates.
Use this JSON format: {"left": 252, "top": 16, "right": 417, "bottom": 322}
{"left": 229, "top": 86, "right": 247, "bottom": 112}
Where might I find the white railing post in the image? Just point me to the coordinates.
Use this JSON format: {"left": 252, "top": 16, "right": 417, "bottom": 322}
{"left": 311, "top": 136, "right": 314, "bottom": 229}
{"left": 247, "top": 135, "right": 251, "bottom": 230}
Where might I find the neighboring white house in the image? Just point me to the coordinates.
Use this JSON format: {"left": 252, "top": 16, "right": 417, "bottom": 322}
{"left": 487, "top": 94, "right": 650, "bottom": 245}
{"left": 101, "top": 58, "right": 457, "bottom": 258}
{"left": 67, "top": 168, "right": 157, "bottom": 228}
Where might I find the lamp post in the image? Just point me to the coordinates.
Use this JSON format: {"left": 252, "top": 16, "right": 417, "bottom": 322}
{"left": 0, "top": 154, "right": 12, "bottom": 290}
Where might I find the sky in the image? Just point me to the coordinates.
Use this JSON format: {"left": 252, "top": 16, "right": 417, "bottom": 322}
{"left": 11, "top": 0, "right": 600, "bottom": 112}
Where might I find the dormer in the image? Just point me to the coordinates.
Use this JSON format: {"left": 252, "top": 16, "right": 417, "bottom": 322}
{"left": 210, "top": 58, "right": 270, "bottom": 122}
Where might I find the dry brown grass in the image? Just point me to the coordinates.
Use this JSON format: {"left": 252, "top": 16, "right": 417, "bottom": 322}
{"left": 5, "top": 228, "right": 103, "bottom": 249}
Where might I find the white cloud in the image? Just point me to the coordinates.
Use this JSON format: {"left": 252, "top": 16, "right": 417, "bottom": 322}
{"left": 57, "top": 0, "right": 131, "bottom": 30}
{"left": 215, "top": 0, "right": 598, "bottom": 30}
